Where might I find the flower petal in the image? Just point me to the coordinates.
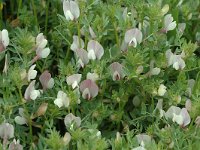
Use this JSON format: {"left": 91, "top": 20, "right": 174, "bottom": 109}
{"left": 14, "top": 116, "right": 27, "bottom": 125}
{"left": 70, "top": 1, "right": 80, "bottom": 20}
{"left": 39, "top": 70, "right": 53, "bottom": 90}
{"left": 125, "top": 28, "right": 142, "bottom": 45}
{"left": 109, "top": 62, "right": 125, "bottom": 80}
{"left": 87, "top": 40, "right": 104, "bottom": 60}
{"left": 24, "top": 80, "right": 36, "bottom": 100}
{"left": 165, "top": 106, "right": 181, "bottom": 119}
{"left": 2, "top": 29, "right": 9, "bottom": 48}
{"left": 54, "top": 98, "right": 63, "bottom": 108}
{"left": 86, "top": 72, "right": 99, "bottom": 81}
{"left": 80, "top": 79, "right": 99, "bottom": 99}
{"left": 28, "top": 64, "right": 37, "bottom": 81}
{"left": 70, "top": 35, "right": 84, "bottom": 51}
{"left": 66, "top": 74, "right": 82, "bottom": 88}
{"left": 75, "top": 48, "right": 89, "bottom": 66}
{"left": 180, "top": 108, "right": 191, "bottom": 127}
{"left": 38, "top": 47, "right": 50, "bottom": 58}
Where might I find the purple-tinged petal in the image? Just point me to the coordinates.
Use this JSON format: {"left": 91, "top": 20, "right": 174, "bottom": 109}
{"left": 136, "top": 134, "right": 151, "bottom": 145}
{"left": 80, "top": 79, "right": 99, "bottom": 100}
{"left": 185, "top": 99, "right": 192, "bottom": 111}
{"left": 180, "top": 108, "right": 191, "bottom": 127}
{"left": 125, "top": 28, "right": 142, "bottom": 46}
{"left": 75, "top": 48, "right": 89, "bottom": 67}
{"left": 64, "top": 113, "right": 81, "bottom": 128}
{"left": 66, "top": 74, "right": 82, "bottom": 89}
{"left": 109, "top": 62, "right": 125, "bottom": 81}
{"left": 70, "top": 35, "right": 84, "bottom": 51}
{"left": 0, "top": 123, "right": 14, "bottom": 139}
{"left": 89, "top": 26, "right": 96, "bottom": 39}
{"left": 87, "top": 40, "right": 104, "bottom": 60}
{"left": 39, "top": 70, "right": 54, "bottom": 90}
{"left": 24, "top": 80, "right": 36, "bottom": 100}
{"left": 165, "top": 106, "right": 181, "bottom": 119}
{"left": 8, "top": 139, "right": 23, "bottom": 150}
{"left": 63, "top": 0, "right": 80, "bottom": 20}
{"left": 70, "top": 1, "right": 80, "bottom": 20}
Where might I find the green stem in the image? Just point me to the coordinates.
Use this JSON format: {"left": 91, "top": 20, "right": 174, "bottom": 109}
{"left": 17, "top": 0, "right": 22, "bottom": 17}
{"left": 45, "top": 0, "right": 49, "bottom": 35}
{"left": 0, "top": 4, "right": 2, "bottom": 29}
{"left": 76, "top": 20, "right": 82, "bottom": 48}
{"left": 113, "top": 22, "right": 120, "bottom": 48}
{"left": 31, "top": 0, "right": 38, "bottom": 27}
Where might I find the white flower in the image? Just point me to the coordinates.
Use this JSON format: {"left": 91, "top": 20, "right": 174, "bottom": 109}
{"left": 166, "top": 49, "right": 185, "bottom": 70}
{"left": 64, "top": 113, "right": 81, "bottom": 128}
{"left": 155, "top": 99, "right": 165, "bottom": 118}
{"left": 63, "top": 132, "right": 71, "bottom": 145}
{"left": 27, "top": 64, "right": 37, "bottom": 81}
{"left": 109, "top": 62, "right": 125, "bottom": 81}
{"left": 66, "top": 74, "right": 82, "bottom": 89}
{"left": 54, "top": 91, "right": 70, "bottom": 108}
{"left": 75, "top": 48, "right": 89, "bottom": 68}
{"left": 158, "top": 84, "right": 167, "bottom": 96}
{"left": 80, "top": 79, "right": 99, "bottom": 100}
{"left": 165, "top": 106, "right": 191, "bottom": 127}
{"left": 124, "top": 28, "right": 142, "bottom": 47}
{"left": 35, "top": 33, "right": 50, "bottom": 59}
{"left": 14, "top": 108, "right": 27, "bottom": 125}
{"left": 0, "top": 123, "right": 14, "bottom": 139}
{"left": 87, "top": 40, "right": 104, "bottom": 60}
{"left": 161, "top": 4, "right": 169, "bottom": 16}
{"left": 89, "top": 26, "right": 96, "bottom": 39}
{"left": 70, "top": 35, "right": 84, "bottom": 52}
{"left": 0, "top": 29, "right": 9, "bottom": 52}
{"left": 63, "top": 0, "right": 80, "bottom": 21}
{"left": 163, "top": 14, "right": 176, "bottom": 32}
{"left": 86, "top": 72, "right": 99, "bottom": 81}
{"left": 3, "top": 54, "right": 8, "bottom": 74}
{"left": 132, "top": 146, "right": 146, "bottom": 150}
{"left": 151, "top": 67, "right": 160, "bottom": 75}
{"left": 8, "top": 139, "right": 23, "bottom": 150}
{"left": 132, "top": 134, "right": 151, "bottom": 150}
{"left": 172, "top": 108, "right": 191, "bottom": 127}
{"left": 39, "top": 70, "right": 54, "bottom": 90}
{"left": 24, "top": 80, "right": 41, "bottom": 101}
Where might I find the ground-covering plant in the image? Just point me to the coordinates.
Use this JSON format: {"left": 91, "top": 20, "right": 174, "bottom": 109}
{"left": 0, "top": 0, "right": 200, "bottom": 149}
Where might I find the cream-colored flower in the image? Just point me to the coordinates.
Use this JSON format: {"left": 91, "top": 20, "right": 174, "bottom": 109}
{"left": 158, "top": 84, "right": 167, "bottom": 96}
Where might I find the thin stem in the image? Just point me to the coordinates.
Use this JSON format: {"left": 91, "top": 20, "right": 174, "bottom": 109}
{"left": 76, "top": 20, "right": 82, "bottom": 48}
{"left": 45, "top": 0, "right": 49, "bottom": 35}
{"left": 113, "top": 22, "right": 120, "bottom": 48}
{"left": 17, "top": 0, "right": 22, "bottom": 17}
{"left": 0, "top": 4, "right": 2, "bottom": 29}
{"left": 31, "top": 0, "right": 38, "bottom": 26}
